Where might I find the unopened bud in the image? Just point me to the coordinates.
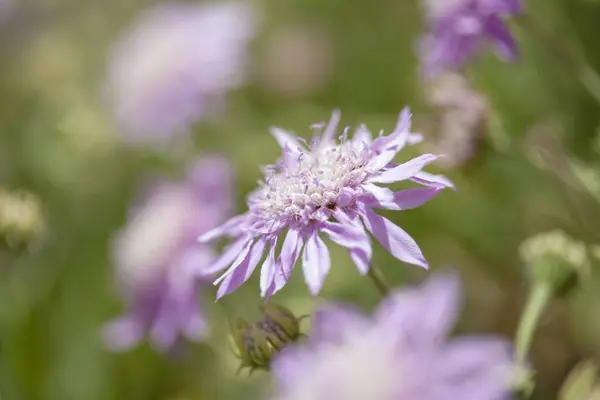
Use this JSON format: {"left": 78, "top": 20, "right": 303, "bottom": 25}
{"left": 0, "top": 189, "right": 45, "bottom": 249}
{"left": 229, "top": 303, "right": 303, "bottom": 373}
{"left": 519, "top": 230, "right": 588, "bottom": 296}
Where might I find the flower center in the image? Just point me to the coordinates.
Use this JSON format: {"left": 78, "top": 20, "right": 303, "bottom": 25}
{"left": 249, "top": 139, "right": 372, "bottom": 224}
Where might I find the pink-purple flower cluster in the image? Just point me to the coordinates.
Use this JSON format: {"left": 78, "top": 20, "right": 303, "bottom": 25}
{"left": 271, "top": 272, "right": 515, "bottom": 400}
{"left": 106, "top": 2, "right": 255, "bottom": 144}
{"left": 103, "top": 157, "right": 233, "bottom": 352}
{"left": 199, "top": 109, "right": 454, "bottom": 299}
{"left": 420, "top": 0, "right": 522, "bottom": 76}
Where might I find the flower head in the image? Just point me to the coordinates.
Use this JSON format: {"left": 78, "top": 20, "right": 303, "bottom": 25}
{"left": 103, "top": 156, "right": 233, "bottom": 352}
{"left": 106, "top": 2, "right": 255, "bottom": 144}
{"left": 271, "top": 272, "right": 515, "bottom": 400}
{"left": 199, "top": 109, "right": 453, "bottom": 299}
{"left": 419, "top": 0, "right": 522, "bottom": 76}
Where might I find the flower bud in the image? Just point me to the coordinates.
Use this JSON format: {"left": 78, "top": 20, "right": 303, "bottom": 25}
{"left": 229, "top": 303, "right": 303, "bottom": 373}
{"left": 0, "top": 189, "right": 45, "bottom": 249}
{"left": 519, "top": 230, "right": 588, "bottom": 296}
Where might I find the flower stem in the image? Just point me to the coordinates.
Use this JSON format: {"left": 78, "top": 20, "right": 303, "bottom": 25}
{"left": 514, "top": 283, "right": 552, "bottom": 367}
{"left": 367, "top": 265, "right": 390, "bottom": 297}
{"left": 517, "top": 14, "right": 600, "bottom": 105}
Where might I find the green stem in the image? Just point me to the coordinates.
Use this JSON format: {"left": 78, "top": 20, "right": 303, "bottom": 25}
{"left": 515, "top": 283, "right": 552, "bottom": 367}
{"left": 367, "top": 265, "right": 390, "bottom": 297}
{"left": 517, "top": 15, "right": 600, "bottom": 105}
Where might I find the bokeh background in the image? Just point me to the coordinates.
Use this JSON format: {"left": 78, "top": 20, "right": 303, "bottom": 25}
{"left": 2, "top": 0, "right": 600, "bottom": 399}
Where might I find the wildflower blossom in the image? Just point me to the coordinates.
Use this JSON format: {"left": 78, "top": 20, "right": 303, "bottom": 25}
{"left": 106, "top": 2, "right": 255, "bottom": 143}
{"left": 199, "top": 109, "right": 453, "bottom": 299}
{"left": 423, "top": 71, "right": 489, "bottom": 169}
{"left": 103, "top": 157, "right": 233, "bottom": 352}
{"left": 271, "top": 272, "right": 515, "bottom": 400}
{"left": 419, "top": 0, "right": 522, "bottom": 76}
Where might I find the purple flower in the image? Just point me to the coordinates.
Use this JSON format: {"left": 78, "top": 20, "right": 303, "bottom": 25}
{"left": 106, "top": 2, "right": 255, "bottom": 144}
{"left": 419, "top": 0, "right": 522, "bottom": 76}
{"left": 199, "top": 109, "right": 453, "bottom": 299}
{"left": 103, "top": 157, "right": 233, "bottom": 352}
{"left": 271, "top": 272, "right": 515, "bottom": 400}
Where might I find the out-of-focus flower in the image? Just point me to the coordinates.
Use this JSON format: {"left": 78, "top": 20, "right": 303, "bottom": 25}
{"left": 229, "top": 303, "right": 303, "bottom": 372}
{"left": 423, "top": 71, "right": 489, "bottom": 169}
{"left": 270, "top": 272, "right": 515, "bottom": 400}
{"left": 199, "top": 109, "right": 453, "bottom": 299}
{"left": 419, "top": 0, "right": 522, "bottom": 76}
{"left": 103, "top": 157, "right": 233, "bottom": 352}
{"left": 261, "top": 26, "right": 334, "bottom": 97}
{"left": 0, "top": 189, "right": 45, "bottom": 248}
{"left": 520, "top": 230, "right": 589, "bottom": 295}
{"left": 106, "top": 2, "right": 255, "bottom": 144}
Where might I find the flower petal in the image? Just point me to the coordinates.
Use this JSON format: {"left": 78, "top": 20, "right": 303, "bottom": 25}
{"left": 376, "top": 271, "right": 461, "bottom": 345}
{"left": 311, "top": 304, "right": 370, "bottom": 343}
{"left": 412, "top": 171, "right": 456, "bottom": 190}
{"left": 102, "top": 316, "right": 144, "bottom": 352}
{"left": 361, "top": 207, "right": 428, "bottom": 268}
{"left": 279, "top": 229, "right": 304, "bottom": 280}
{"left": 320, "top": 109, "right": 341, "bottom": 145}
{"left": 301, "top": 232, "right": 331, "bottom": 295}
{"left": 215, "top": 236, "right": 267, "bottom": 299}
{"left": 322, "top": 219, "right": 371, "bottom": 275}
{"left": 260, "top": 237, "right": 278, "bottom": 297}
{"left": 368, "top": 154, "right": 439, "bottom": 184}
{"left": 202, "top": 235, "right": 252, "bottom": 276}
{"left": 436, "top": 336, "right": 514, "bottom": 400}
{"left": 373, "top": 187, "right": 445, "bottom": 211}
{"left": 198, "top": 214, "right": 248, "bottom": 242}
{"left": 270, "top": 127, "right": 302, "bottom": 150}
{"left": 485, "top": 15, "right": 517, "bottom": 62}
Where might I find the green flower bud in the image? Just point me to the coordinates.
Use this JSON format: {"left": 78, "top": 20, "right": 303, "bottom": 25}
{"left": 519, "top": 230, "right": 589, "bottom": 296}
{"left": 229, "top": 303, "right": 303, "bottom": 374}
{"left": 0, "top": 189, "right": 45, "bottom": 249}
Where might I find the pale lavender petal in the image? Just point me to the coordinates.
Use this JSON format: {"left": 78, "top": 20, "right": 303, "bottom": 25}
{"left": 264, "top": 259, "right": 291, "bottom": 299}
{"left": 412, "top": 171, "right": 456, "bottom": 190}
{"left": 198, "top": 214, "right": 249, "bottom": 242}
{"left": 215, "top": 236, "right": 267, "bottom": 299}
{"left": 352, "top": 124, "right": 372, "bottom": 145}
{"left": 436, "top": 337, "right": 514, "bottom": 400}
{"left": 260, "top": 237, "right": 278, "bottom": 296}
{"left": 203, "top": 235, "right": 252, "bottom": 276}
{"left": 322, "top": 220, "right": 371, "bottom": 275}
{"left": 367, "top": 148, "right": 402, "bottom": 172}
{"left": 361, "top": 208, "right": 428, "bottom": 268}
{"left": 368, "top": 154, "right": 439, "bottom": 184}
{"left": 301, "top": 232, "right": 331, "bottom": 295}
{"left": 102, "top": 317, "right": 144, "bottom": 352}
{"left": 362, "top": 183, "right": 395, "bottom": 204}
{"left": 270, "top": 127, "right": 303, "bottom": 150}
{"left": 485, "top": 15, "right": 517, "bottom": 61}
{"left": 149, "top": 297, "right": 180, "bottom": 351}
{"left": 310, "top": 304, "right": 370, "bottom": 343}
{"left": 372, "top": 187, "right": 444, "bottom": 211}
{"left": 213, "top": 238, "right": 254, "bottom": 285}
{"left": 320, "top": 109, "right": 341, "bottom": 144}
{"left": 279, "top": 229, "right": 304, "bottom": 280}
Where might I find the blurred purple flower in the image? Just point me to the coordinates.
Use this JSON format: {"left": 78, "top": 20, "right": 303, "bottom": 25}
{"left": 106, "top": 2, "right": 255, "bottom": 144}
{"left": 103, "top": 157, "right": 233, "bottom": 352}
{"left": 419, "top": 0, "right": 522, "bottom": 76}
{"left": 271, "top": 272, "right": 515, "bottom": 400}
{"left": 199, "top": 109, "right": 453, "bottom": 299}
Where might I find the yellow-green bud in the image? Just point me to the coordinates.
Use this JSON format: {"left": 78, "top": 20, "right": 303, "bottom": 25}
{"left": 229, "top": 303, "right": 303, "bottom": 373}
{"left": 0, "top": 189, "right": 45, "bottom": 249}
{"left": 519, "top": 230, "right": 588, "bottom": 296}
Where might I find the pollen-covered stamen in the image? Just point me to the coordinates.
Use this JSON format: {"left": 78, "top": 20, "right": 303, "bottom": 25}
{"left": 249, "top": 138, "right": 373, "bottom": 223}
